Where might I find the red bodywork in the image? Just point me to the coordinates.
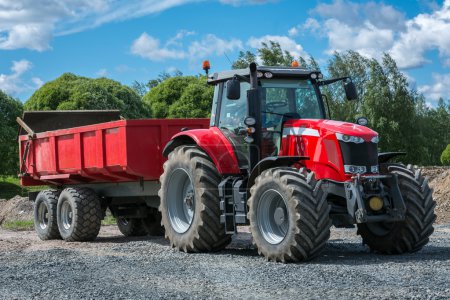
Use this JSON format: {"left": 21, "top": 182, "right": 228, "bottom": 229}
{"left": 279, "top": 119, "right": 378, "bottom": 181}
{"left": 19, "top": 119, "right": 209, "bottom": 186}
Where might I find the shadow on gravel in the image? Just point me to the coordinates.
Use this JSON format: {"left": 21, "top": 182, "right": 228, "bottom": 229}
{"left": 314, "top": 243, "right": 450, "bottom": 265}
{"left": 92, "top": 235, "right": 169, "bottom": 246}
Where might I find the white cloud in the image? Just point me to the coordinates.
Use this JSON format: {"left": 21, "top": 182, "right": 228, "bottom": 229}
{"left": 303, "top": 0, "right": 450, "bottom": 69}
{"left": 0, "top": 0, "right": 199, "bottom": 51}
{"left": 390, "top": 0, "right": 450, "bottom": 68}
{"left": 288, "top": 27, "right": 298, "bottom": 37}
{"left": 418, "top": 73, "right": 450, "bottom": 102}
{"left": 219, "top": 0, "right": 276, "bottom": 6}
{"left": 131, "top": 32, "right": 242, "bottom": 62}
{"left": 247, "top": 35, "right": 308, "bottom": 59}
{"left": 0, "top": 59, "right": 39, "bottom": 95}
{"left": 96, "top": 69, "right": 108, "bottom": 77}
{"left": 130, "top": 33, "right": 186, "bottom": 61}
{"left": 188, "top": 34, "right": 243, "bottom": 59}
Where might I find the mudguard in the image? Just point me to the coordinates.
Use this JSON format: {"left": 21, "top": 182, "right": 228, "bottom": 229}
{"left": 163, "top": 127, "right": 241, "bottom": 175}
{"left": 378, "top": 152, "right": 406, "bottom": 163}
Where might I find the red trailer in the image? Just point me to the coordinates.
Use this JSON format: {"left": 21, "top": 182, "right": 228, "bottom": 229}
{"left": 19, "top": 111, "right": 209, "bottom": 241}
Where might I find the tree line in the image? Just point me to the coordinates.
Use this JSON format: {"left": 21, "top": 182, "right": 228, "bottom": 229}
{"left": 0, "top": 42, "right": 449, "bottom": 175}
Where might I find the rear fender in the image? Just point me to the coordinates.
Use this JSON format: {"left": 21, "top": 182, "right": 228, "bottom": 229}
{"left": 163, "top": 127, "right": 241, "bottom": 175}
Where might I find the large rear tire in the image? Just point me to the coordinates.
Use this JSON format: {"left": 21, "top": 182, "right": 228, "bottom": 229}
{"left": 159, "top": 146, "right": 231, "bottom": 252}
{"left": 34, "top": 190, "right": 61, "bottom": 240}
{"left": 247, "top": 167, "right": 331, "bottom": 262}
{"left": 117, "top": 218, "right": 147, "bottom": 237}
{"left": 357, "top": 164, "right": 436, "bottom": 254}
{"left": 57, "top": 187, "right": 102, "bottom": 242}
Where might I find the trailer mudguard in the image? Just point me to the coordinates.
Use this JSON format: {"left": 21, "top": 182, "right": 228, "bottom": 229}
{"left": 163, "top": 127, "right": 241, "bottom": 175}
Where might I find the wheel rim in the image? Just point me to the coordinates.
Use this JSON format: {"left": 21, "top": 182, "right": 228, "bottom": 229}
{"left": 167, "top": 168, "right": 195, "bottom": 234}
{"left": 37, "top": 201, "right": 49, "bottom": 230}
{"left": 60, "top": 200, "right": 73, "bottom": 231}
{"left": 257, "top": 189, "right": 289, "bottom": 245}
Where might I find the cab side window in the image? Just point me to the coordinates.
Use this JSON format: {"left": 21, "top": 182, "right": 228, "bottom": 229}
{"left": 218, "top": 82, "right": 250, "bottom": 133}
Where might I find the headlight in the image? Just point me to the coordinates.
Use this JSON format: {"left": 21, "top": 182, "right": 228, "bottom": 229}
{"left": 336, "top": 133, "right": 364, "bottom": 144}
{"left": 344, "top": 165, "right": 367, "bottom": 174}
{"left": 371, "top": 136, "right": 379, "bottom": 143}
{"left": 371, "top": 165, "right": 379, "bottom": 173}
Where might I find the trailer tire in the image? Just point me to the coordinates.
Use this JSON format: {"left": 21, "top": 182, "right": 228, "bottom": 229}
{"left": 57, "top": 187, "right": 102, "bottom": 242}
{"left": 117, "top": 218, "right": 147, "bottom": 237}
{"left": 247, "top": 167, "right": 331, "bottom": 262}
{"left": 357, "top": 164, "right": 436, "bottom": 254}
{"left": 159, "top": 146, "right": 231, "bottom": 252}
{"left": 142, "top": 208, "right": 164, "bottom": 236}
{"left": 34, "top": 190, "right": 61, "bottom": 240}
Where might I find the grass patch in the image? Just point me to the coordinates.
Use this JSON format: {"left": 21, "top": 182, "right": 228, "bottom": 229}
{"left": 0, "top": 176, "right": 47, "bottom": 199}
{"left": 102, "top": 214, "right": 116, "bottom": 226}
{"left": 2, "top": 219, "right": 34, "bottom": 231}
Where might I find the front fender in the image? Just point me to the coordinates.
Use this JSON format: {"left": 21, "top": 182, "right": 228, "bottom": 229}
{"left": 163, "top": 127, "right": 241, "bottom": 175}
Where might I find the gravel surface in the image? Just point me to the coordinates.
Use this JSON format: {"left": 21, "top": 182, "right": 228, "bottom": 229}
{"left": 1, "top": 225, "right": 449, "bottom": 300}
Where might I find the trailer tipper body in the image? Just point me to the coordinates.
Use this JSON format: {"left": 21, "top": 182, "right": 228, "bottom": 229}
{"left": 20, "top": 62, "right": 436, "bottom": 263}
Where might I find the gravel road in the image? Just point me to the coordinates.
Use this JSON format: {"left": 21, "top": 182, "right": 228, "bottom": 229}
{"left": 1, "top": 224, "right": 450, "bottom": 300}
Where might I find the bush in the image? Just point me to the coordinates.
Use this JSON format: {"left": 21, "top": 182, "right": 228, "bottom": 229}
{"left": 441, "top": 144, "right": 450, "bottom": 166}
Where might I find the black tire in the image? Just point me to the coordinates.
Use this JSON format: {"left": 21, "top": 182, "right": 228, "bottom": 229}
{"left": 159, "top": 146, "right": 231, "bottom": 252}
{"left": 142, "top": 208, "right": 164, "bottom": 236}
{"left": 357, "top": 164, "right": 436, "bottom": 254}
{"left": 117, "top": 218, "right": 147, "bottom": 237}
{"left": 247, "top": 167, "right": 331, "bottom": 262}
{"left": 34, "top": 190, "right": 61, "bottom": 240}
{"left": 57, "top": 187, "right": 102, "bottom": 242}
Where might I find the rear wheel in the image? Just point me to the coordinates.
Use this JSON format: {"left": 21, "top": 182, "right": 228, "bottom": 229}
{"left": 357, "top": 164, "right": 436, "bottom": 254}
{"left": 159, "top": 146, "right": 231, "bottom": 252}
{"left": 57, "top": 187, "right": 102, "bottom": 242}
{"left": 247, "top": 168, "right": 331, "bottom": 262}
{"left": 34, "top": 190, "right": 61, "bottom": 240}
{"left": 117, "top": 218, "right": 147, "bottom": 237}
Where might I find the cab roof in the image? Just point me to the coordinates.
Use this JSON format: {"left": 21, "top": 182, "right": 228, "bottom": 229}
{"left": 207, "top": 66, "right": 322, "bottom": 84}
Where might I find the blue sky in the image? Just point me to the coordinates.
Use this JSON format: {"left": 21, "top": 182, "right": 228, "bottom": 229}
{"left": 1, "top": 0, "right": 449, "bottom": 106}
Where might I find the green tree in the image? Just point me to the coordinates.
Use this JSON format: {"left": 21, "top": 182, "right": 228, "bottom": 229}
{"left": 142, "top": 75, "right": 213, "bottom": 118}
{"left": 0, "top": 91, "right": 23, "bottom": 175}
{"left": 441, "top": 144, "right": 450, "bottom": 165}
{"left": 25, "top": 73, "right": 149, "bottom": 119}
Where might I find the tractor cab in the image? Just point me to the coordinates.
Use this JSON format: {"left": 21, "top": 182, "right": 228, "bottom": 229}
{"left": 206, "top": 62, "right": 357, "bottom": 171}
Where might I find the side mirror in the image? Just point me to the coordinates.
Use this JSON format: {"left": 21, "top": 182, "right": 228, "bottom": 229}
{"left": 344, "top": 81, "right": 358, "bottom": 101}
{"left": 226, "top": 77, "right": 241, "bottom": 100}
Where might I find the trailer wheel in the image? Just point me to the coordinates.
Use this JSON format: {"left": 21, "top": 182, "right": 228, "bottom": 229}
{"left": 117, "top": 218, "right": 147, "bottom": 237}
{"left": 34, "top": 190, "right": 61, "bottom": 240}
{"left": 357, "top": 164, "right": 436, "bottom": 254}
{"left": 159, "top": 146, "right": 231, "bottom": 252}
{"left": 57, "top": 187, "right": 102, "bottom": 242}
{"left": 142, "top": 208, "right": 164, "bottom": 236}
{"left": 247, "top": 167, "right": 331, "bottom": 262}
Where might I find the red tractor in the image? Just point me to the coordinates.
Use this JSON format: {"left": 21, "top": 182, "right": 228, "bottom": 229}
{"left": 159, "top": 62, "right": 435, "bottom": 262}
{"left": 19, "top": 62, "right": 435, "bottom": 263}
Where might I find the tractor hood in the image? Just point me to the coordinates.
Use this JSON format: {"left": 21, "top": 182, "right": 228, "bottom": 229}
{"left": 283, "top": 119, "right": 378, "bottom": 142}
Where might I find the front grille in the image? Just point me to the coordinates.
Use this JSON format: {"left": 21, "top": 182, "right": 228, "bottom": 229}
{"left": 339, "top": 141, "right": 378, "bottom": 171}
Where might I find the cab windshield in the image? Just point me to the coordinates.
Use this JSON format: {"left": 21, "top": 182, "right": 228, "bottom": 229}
{"left": 260, "top": 79, "right": 323, "bottom": 128}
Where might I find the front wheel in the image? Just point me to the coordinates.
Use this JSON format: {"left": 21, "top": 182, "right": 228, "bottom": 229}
{"left": 159, "top": 146, "right": 231, "bottom": 252}
{"left": 247, "top": 168, "right": 331, "bottom": 262}
{"left": 357, "top": 164, "right": 436, "bottom": 254}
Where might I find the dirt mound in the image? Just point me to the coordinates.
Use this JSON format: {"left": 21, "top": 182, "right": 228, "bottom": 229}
{"left": 0, "top": 196, "right": 33, "bottom": 226}
{"left": 421, "top": 167, "right": 450, "bottom": 224}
